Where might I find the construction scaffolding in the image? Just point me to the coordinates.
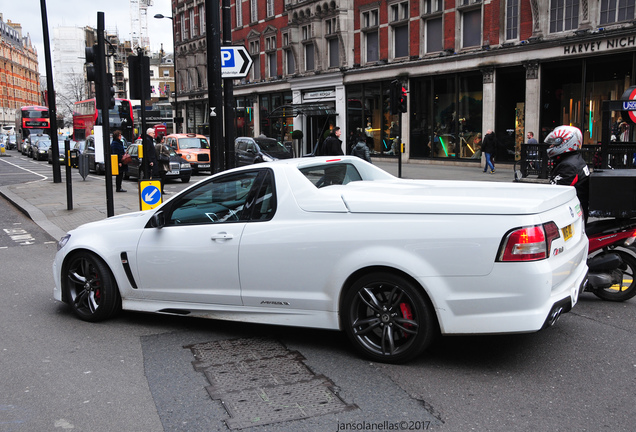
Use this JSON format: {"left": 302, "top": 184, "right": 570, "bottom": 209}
{"left": 130, "top": 0, "right": 153, "bottom": 51}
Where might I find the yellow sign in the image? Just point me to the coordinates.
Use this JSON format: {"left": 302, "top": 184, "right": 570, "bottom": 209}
{"left": 111, "top": 155, "right": 119, "bottom": 175}
{"left": 139, "top": 180, "right": 163, "bottom": 211}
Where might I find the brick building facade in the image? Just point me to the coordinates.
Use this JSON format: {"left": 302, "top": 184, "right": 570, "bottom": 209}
{"left": 171, "top": 0, "right": 636, "bottom": 162}
{"left": 0, "top": 15, "right": 42, "bottom": 130}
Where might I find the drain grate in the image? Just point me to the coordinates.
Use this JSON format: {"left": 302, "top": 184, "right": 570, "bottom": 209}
{"left": 187, "top": 337, "right": 356, "bottom": 430}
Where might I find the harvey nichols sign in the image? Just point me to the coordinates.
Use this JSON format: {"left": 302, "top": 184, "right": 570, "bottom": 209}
{"left": 564, "top": 35, "right": 636, "bottom": 55}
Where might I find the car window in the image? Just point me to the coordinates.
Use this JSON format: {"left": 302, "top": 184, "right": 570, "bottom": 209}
{"left": 167, "top": 171, "right": 260, "bottom": 225}
{"left": 177, "top": 138, "right": 209, "bottom": 149}
{"left": 299, "top": 163, "right": 363, "bottom": 188}
{"left": 245, "top": 170, "right": 276, "bottom": 221}
{"left": 237, "top": 141, "right": 247, "bottom": 151}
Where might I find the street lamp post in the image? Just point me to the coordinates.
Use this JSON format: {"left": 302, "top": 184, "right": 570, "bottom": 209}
{"left": 154, "top": 13, "right": 179, "bottom": 134}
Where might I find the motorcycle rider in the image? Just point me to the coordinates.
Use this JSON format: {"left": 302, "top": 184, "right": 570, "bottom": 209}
{"left": 546, "top": 125, "right": 590, "bottom": 223}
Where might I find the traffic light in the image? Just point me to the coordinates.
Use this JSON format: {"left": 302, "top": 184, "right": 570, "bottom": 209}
{"left": 399, "top": 85, "right": 408, "bottom": 113}
{"left": 106, "top": 73, "right": 116, "bottom": 109}
{"left": 390, "top": 80, "right": 400, "bottom": 115}
{"left": 85, "top": 44, "right": 101, "bottom": 85}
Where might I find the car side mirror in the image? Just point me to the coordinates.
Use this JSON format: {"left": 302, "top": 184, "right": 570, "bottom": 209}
{"left": 150, "top": 210, "right": 165, "bottom": 229}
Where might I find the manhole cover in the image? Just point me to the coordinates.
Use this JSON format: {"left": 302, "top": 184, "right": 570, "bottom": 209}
{"left": 186, "top": 337, "right": 356, "bottom": 430}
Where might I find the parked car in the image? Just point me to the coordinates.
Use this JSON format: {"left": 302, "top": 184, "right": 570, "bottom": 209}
{"left": 24, "top": 133, "right": 49, "bottom": 157}
{"left": 53, "top": 156, "right": 588, "bottom": 363}
{"left": 48, "top": 143, "right": 66, "bottom": 165}
{"left": 235, "top": 135, "right": 293, "bottom": 166}
{"left": 6, "top": 134, "right": 17, "bottom": 150}
{"left": 164, "top": 133, "right": 211, "bottom": 174}
{"left": 123, "top": 143, "right": 192, "bottom": 183}
{"left": 32, "top": 139, "right": 52, "bottom": 161}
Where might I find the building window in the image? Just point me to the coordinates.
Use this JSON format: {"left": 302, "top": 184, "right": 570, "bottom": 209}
{"left": 390, "top": 1, "right": 409, "bottom": 21}
{"left": 425, "top": 17, "right": 443, "bottom": 52}
{"left": 190, "top": 9, "right": 196, "bottom": 38}
{"left": 163, "top": 70, "right": 170, "bottom": 77}
{"left": 251, "top": 0, "right": 258, "bottom": 23}
{"left": 268, "top": 52, "right": 277, "bottom": 77}
{"left": 181, "top": 13, "right": 187, "bottom": 40}
{"left": 423, "top": 0, "right": 443, "bottom": 14}
{"left": 362, "top": 9, "right": 379, "bottom": 27}
{"left": 305, "top": 43, "right": 315, "bottom": 71}
{"left": 265, "top": 36, "right": 277, "bottom": 78}
{"left": 462, "top": 7, "right": 481, "bottom": 47}
{"left": 265, "top": 36, "right": 276, "bottom": 51}
{"left": 302, "top": 25, "right": 311, "bottom": 40}
{"left": 267, "top": 0, "right": 275, "bottom": 18}
{"left": 283, "top": 32, "right": 290, "bottom": 46}
{"left": 326, "top": 17, "right": 336, "bottom": 35}
{"left": 600, "top": 0, "right": 636, "bottom": 24}
{"left": 506, "top": 0, "right": 519, "bottom": 40}
{"left": 285, "top": 49, "right": 295, "bottom": 74}
{"left": 550, "top": 0, "right": 579, "bottom": 33}
{"left": 200, "top": 5, "right": 206, "bottom": 34}
{"left": 249, "top": 39, "right": 260, "bottom": 80}
{"left": 236, "top": 0, "right": 243, "bottom": 26}
{"left": 328, "top": 38, "right": 339, "bottom": 67}
{"left": 362, "top": 9, "right": 379, "bottom": 63}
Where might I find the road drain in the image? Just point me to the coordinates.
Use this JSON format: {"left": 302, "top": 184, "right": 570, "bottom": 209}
{"left": 187, "top": 337, "right": 356, "bottom": 430}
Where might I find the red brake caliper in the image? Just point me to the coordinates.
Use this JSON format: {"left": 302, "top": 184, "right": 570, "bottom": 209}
{"left": 399, "top": 303, "right": 413, "bottom": 338}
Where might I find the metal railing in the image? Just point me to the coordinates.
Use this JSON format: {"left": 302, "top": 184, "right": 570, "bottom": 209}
{"left": 516, "top": 142, "right": 636, "bottom": 179}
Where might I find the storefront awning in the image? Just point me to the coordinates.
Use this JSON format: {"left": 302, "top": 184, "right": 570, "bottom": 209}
{"left": 268, "top": 103, "right": 337, "bottom": 118}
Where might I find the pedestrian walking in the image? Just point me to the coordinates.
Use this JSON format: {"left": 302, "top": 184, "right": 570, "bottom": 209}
{"left": 110, "top": 130, "right": 127, "bottom": 192}
{"left": 143, "top": 128, "right": 158, "bottom": 179}
{"left": 321, "top": 126, "right": 344, "bottom": 156}
{"left": 154, "top": 137, "right": 171, "bottom": 194}
{"left": 482, "top": 129, "right": 497, "bottom": 174}
{"left": 351, "top": 133, "right": 372, "bottom": 163}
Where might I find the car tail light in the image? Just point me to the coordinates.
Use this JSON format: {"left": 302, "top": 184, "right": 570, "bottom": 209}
{"left": 497, "top": 222, "right": 561, "bottom": 262}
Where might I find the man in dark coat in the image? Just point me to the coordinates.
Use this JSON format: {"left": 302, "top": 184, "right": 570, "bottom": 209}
{"left": 482, "top": 129, "right": 497, "bottom": 173}
{"left": 110, "top": 130, "right": 127, "bottom": 192}
{"left": 321, "top": 127, "right": 344, "bottom": 156}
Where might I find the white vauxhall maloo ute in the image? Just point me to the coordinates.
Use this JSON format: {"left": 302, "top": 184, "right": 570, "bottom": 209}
{"left": 53, "top": 156, "right": 588, "bottom": 363}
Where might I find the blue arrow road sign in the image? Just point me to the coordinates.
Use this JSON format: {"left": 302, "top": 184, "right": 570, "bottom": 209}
{"left": 142, "top": 184, "right": 161, "bottom": 205}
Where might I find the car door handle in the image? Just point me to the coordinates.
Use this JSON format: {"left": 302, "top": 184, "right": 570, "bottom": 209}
{"left": 211, "top": 232, "right": 234, "bottom": 241}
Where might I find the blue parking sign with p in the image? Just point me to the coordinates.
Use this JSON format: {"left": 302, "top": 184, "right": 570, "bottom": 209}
{"left": 221, "top": 49, "right": 235, "bottom": 67}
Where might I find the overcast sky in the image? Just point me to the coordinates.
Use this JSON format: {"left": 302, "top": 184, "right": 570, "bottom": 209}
{"left": 2, "top": 0, "right": 174, "bottom": 75}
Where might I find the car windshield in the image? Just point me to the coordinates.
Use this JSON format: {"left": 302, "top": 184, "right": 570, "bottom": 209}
{"left": 255, "top": 138, "right": 288, "bottom": 153}
{"left": 38, "top": 141, "right": 51, "bottom": 149}
{"left": 179, "top": 138, "right": 209, "bottom": 149}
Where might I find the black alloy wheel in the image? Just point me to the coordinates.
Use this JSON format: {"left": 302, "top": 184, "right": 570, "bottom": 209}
{"left": 65, "top": 252, "right": 121, "bottom": 322}
{"left": 343, "top": 272, "right": 436, "bottom": 363}
{"left": 594, "top": 250, "right": 636, "bottom": 302}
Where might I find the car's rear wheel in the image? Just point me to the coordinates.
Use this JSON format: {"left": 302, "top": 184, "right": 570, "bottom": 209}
{"left": 64, "top": 252, "right": 121, "bottom": 322}
{"left": 342, "top": 272, "right": 436, "bottom": 363}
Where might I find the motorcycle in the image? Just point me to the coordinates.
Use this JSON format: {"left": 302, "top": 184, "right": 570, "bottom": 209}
{"left": 585, "top": 218, "right": 636, "bottom": 301}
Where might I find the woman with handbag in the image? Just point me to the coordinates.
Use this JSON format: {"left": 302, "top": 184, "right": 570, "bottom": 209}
{"left": 110, "top": 130, "right": 127, "bottom": 192}
{"left": 154, "top": 136, "right": 171, "bottom": 194}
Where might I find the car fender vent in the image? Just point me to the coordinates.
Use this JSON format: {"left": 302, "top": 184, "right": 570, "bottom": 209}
{"left": 120, "top": 252, "right": 138, "bottom": 289}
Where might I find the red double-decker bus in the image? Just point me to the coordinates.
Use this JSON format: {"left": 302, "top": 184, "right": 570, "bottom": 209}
{"left": 73, "top": 98, "right": 134, "bottom": 142}
{"left": 15, "top": 105, "right": 49, "bottom": 146}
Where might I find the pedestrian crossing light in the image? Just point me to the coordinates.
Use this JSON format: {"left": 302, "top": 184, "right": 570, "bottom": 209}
{"left": 106, "top": 73, "right": 116, "bottom": 109}
{"left": 399, "top": 85, "right": 408, "bottom": 113}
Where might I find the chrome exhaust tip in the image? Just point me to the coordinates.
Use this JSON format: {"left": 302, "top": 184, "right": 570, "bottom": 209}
{"left": 547, "top": 306, "right": 563, "bottom": 326}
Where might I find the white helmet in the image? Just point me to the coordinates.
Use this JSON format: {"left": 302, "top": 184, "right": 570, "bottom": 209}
{"left": 545, "top": 126, "right": 582, "bottom": 158}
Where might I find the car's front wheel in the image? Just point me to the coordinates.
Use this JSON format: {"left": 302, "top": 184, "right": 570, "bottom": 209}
{"left": 342, "top": 272, "right": 436, "bottom": 363}
{"left": 64, "top": 252, "right": 121, "bottom": 322}
{"left": 181, "top": 175, "right": 191, "bottom": 183}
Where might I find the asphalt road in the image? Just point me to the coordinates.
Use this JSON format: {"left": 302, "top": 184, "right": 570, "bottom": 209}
{"left": 1, "top": 154, "right": 635, "bottom": 431}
